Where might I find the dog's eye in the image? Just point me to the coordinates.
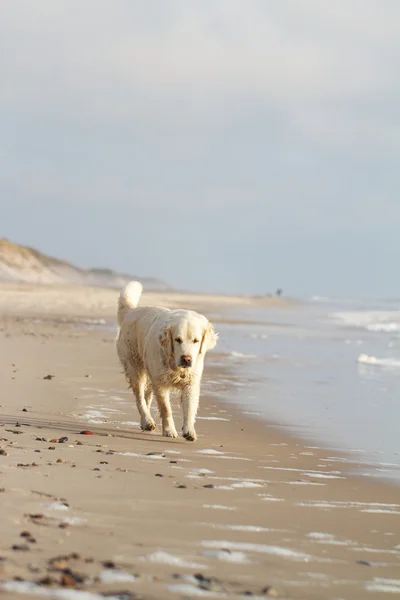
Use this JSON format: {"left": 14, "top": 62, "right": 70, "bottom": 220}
{"left": 193, "top": 338, "right": 199, "bottom": 344}
{"left": 175, "top": 337, "right": 183, "bottom": 344}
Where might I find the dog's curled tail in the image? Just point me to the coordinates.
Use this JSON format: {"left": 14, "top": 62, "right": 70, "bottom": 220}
{"left": 117, "top": 281, "right": 143, "bottom": 326}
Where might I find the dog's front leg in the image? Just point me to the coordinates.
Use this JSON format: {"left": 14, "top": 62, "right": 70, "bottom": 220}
{"left": 154, "top": 388, "right": 178, "bottom": 438}
{"left": 181, "top": 383, "right": 200, "bottom": 442}
{"left": 132, "top": 376, "right": 156, "bottom": 432}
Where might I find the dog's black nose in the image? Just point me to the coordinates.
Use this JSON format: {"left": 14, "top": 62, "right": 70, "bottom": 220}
{"left": 180, "top": 355, "right": 192, "bottom": 368}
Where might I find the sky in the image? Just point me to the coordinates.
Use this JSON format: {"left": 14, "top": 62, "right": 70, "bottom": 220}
{"left": 1, "top": 0, "right": 400, "bottom": 297}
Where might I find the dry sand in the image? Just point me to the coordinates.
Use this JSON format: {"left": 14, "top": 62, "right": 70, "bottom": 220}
{"left": 0, "top": 284, "right": 399, "bottom": 600}
{"left": 0, "top": 282, "right": 291, "bottom": 321}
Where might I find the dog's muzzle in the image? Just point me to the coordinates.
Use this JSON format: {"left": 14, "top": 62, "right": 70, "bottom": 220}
{"left": 180, "top": 355, "right": 192, "bottom": 368}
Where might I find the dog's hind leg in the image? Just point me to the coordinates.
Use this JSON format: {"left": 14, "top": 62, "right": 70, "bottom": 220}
{"left": 130, "top": 371, "right": 156, "bottom": 432}
{"left": 144, "top": 376, "right": 153, "bottom": 411}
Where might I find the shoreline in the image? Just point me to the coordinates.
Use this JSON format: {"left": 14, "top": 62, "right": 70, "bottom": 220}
{"left": 0, "top": 282, "right": 398, "bottom": 486}
{"left": 0, "top": 281, "right": 398, "bottom": 489}
{"left": 1, "top": 286, "right": 400, "bottom": 599}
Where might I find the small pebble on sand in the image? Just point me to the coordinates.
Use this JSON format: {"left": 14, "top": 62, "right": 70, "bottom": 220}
{"left": 12, "top": 544, "right": 30, "bottom": 551}
{"left": 262, "top": 586, "right": 279, "bottom": 597}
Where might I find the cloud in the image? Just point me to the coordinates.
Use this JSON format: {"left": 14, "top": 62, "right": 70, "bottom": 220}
{"left": 1, "top": 0, "right": 399, "bottom": 149}
{"left": 1, "top": 1, "right": 400, "bottom": 294}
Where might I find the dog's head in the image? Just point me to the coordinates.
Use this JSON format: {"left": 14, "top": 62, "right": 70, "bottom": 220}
{"left": 160, "top": 312, "right": 217, "bottom": 371}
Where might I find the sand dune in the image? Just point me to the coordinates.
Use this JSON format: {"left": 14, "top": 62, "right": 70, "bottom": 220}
{"left": 0, "top": 239, "right": 168, "bottom": 290}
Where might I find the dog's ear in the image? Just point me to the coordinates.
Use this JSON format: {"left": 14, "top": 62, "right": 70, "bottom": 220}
{"left": 159, "top": 327, "right": 174, "bottom": 364}
{"left": 200, "top": 322, "right": 218, "bottom": 354}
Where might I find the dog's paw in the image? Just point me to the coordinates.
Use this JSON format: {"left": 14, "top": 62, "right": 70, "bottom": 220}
{"left": 163, "top": 427, "right": 178, "bottom": 438}
{"left": 183, "top": 429, "right": 197, "bottom": 442}
{"left": 141, "top": 418, "right": 156, "bottom": 432}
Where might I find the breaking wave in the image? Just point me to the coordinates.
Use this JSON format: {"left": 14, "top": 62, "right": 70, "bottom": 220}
{"left": 358, "top": 354, "right": 400, "bottom": 368}
{"left": 332, "top": 310, "right": 400, "bottom": 334}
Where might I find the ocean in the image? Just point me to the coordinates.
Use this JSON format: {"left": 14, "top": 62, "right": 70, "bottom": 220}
{"left": 204, "top": 296, "right": 400, "bottom": 484}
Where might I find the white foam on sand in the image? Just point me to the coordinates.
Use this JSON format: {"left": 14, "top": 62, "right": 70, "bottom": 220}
{"left": 0, "top": 581, "right": 123, "bottom": 600}
{"left": 297, "top": 502, "right": 336, "bottom": 510}
{"left": 42, "top": 502, "right": 69, "bottom": 511}
{"left": 187, "top": 468, "right": 215, "bottom": 478}
{"left": 85, "top": 410, "right": 108, "bottom": 418}
{"left": 308, "top": 532, "right": 335, "bottom": 540}
{"left": 284, "top": 481, "right": 326, "bottom": 486}
{"left": 307, "top": 532, "right": 355, "bottom": 546}
{"left": 202, "top": 504, "right": 236, "bottom": 511}
{"left": 88, "top": 406, "right": 121, "bottom": 413}
{"left": 259, "top": 494, "right": 284, "bottom": 502}
{"left": 201, "top": 540, "right": 311, "bottom": 561}
{"left": 230, "top": 481, "right": 264, "bottom": 489}
{"left": 60, "top": 516, "right": 86, "bottom": 526}
{"left": 107, "top": 395, "right": 127, "bottom": 402}
{"left": 298, "top": 500, "right": 400, "bottom": 511}
{"left": 78, "top": 409, "right": 108, "bottom": 424}
{"left": 168, "top": 583, "right": 266, "bottom": 599}
{"left": 210, "top": 479, "right": 265, "bottom": 491}
{"left": 366, "top": 578, "right": 400, "bottom": 593}
{"left": 351, "top": 547, "right": 399, "bottom": 555}
{"left": 208, "top": 476, "right": 267, "bottom": 484}
{"left": 118, "top": 452, "right": 167, "bottom": 460}
{"left": 195, "top": 449, "right": 251, "bottom": 461}
{"left": 76, "top": 405, "right": 124, "bottom": 424}
{"left": 217, "top": 456, "right": 252, "bottom": 461}
{"left": 200, "top": 523, "right": 285, "bottom": 533}
{"left": 98, "top": 569, "right": 137, "bottom": 583}
{"left": 117, "top": 452, "right": 142, "bottom": 458}
{"left": 167, "top": 584, "right": 213, "bottom": 598}
{"left": 270, "top": 443, "right": 288, "bottom": 447}
{"left": 143, "top": 551, "right": 204, "bottom": 569}
{"left": 304, "top": 472, "right": 345, "bottom": 480}
{"left": 260, "top": 466, "right": 342, "bottom": 475}
{"left": 362, "top": 509, "right": 400, "bottom": 515}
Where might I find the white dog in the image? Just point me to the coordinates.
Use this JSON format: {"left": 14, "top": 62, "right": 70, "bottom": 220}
{"left": 116, "top": 281, "right": 217, "bottom": 441}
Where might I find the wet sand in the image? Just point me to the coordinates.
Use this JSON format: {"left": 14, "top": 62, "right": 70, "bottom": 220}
{"left": 0, "top": 284, "right": 399, "bottom": 599}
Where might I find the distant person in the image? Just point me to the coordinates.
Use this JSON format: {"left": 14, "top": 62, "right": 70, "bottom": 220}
{"left": 276, "top": 288, "right": 283, "bottom": 297}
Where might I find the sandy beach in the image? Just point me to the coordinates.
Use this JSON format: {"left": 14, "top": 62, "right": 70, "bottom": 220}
{"left": 1, "top": 284, "right": 399, "bottom": 600}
